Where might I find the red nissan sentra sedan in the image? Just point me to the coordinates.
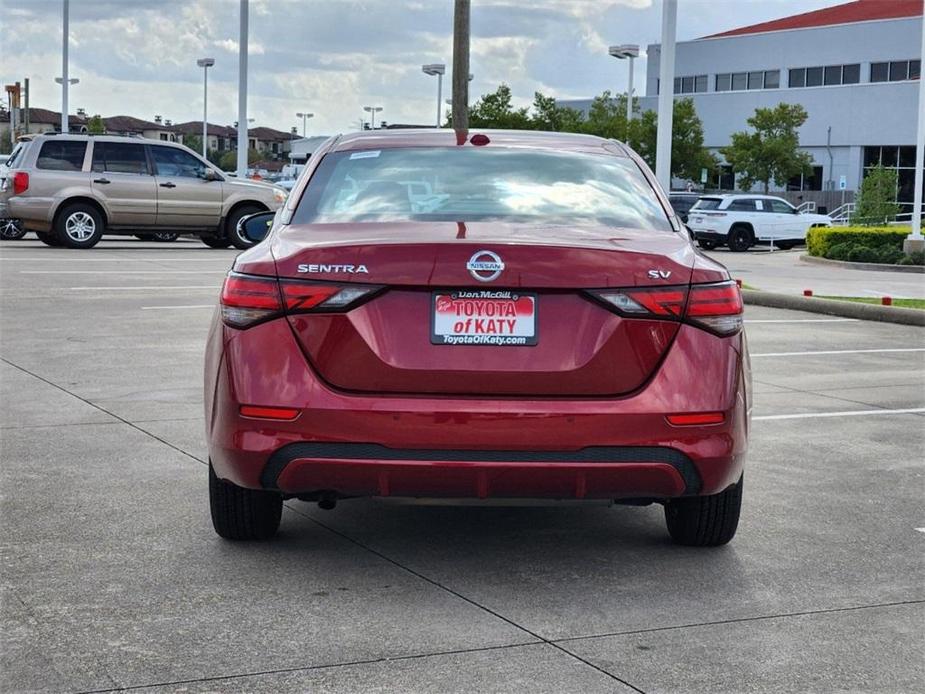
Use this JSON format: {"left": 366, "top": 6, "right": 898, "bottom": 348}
{"left": 205, "top": 129, "right": 750, "bottom": 546}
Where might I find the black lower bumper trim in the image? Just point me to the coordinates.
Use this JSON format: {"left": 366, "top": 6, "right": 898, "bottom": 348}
{"left": 260, "top": 443, "right": 702, "bottom": 495}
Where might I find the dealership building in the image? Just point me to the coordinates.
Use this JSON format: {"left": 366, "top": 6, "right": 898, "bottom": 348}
{"left": 561, "top": 0, "right": 922, "bottom": 209}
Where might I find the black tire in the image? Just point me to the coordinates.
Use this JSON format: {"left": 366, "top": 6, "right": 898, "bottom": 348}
{"left": 1, "top": 218, "right": 26, "bottom": 240}
{"left": 775, "top": 242, "right": 797, "bottom": 250}
{"left": 36, "top": 231, "right": 62, "bottom": 247}
{"left": 152, "top": 232, "right": 179, "bottom": 242}
{"left": 698, "top": 239, "right": 718, "bottom": 251}
{"left": 665, "top": 476, "right": 743, "bottom": 547}
{"left": 727, "top": 225, "right": 754, "bottom": 253}
{"left": 209, "top": 463, "right": 282, "bottom": 540}
{"left": 200, "top": 234, "right": 232, "bottom": 249}
{"left": 55, "top": 202, "right": 104, "bottom": 249}
{"left": 226, "top": 205, "right": 264, "bottom": 250}
{"left": 135, "top": 233, "right": 153, "bottom": 241}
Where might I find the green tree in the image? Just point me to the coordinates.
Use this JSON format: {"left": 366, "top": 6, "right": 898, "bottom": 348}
{"left": 183, "top": 134, "right": 202, "bottom": 154}
{"left": 722, "top": 103, "right": 812, "bottom": 192}
{"left": 468, "top": 84, "right": 532, "bottom": 129}
{"left": 531, "top": 92, "right": 584, "bottom": 132}
{"left": 87, "top": 114, "right": 105, "bottom": 135}
{"left": 625, "top": 98, "right": 717, "bottom": 183}
{"left": 854, "top": 165, "right": 901, "bottom": 225}
{"left": 582, "top": 91, "right": 630, "bottom": 140}
{"left": 218, "top": 148, "right": 261, "bottom": 171}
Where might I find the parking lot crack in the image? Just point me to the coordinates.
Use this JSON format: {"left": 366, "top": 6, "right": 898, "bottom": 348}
{"left": 0, "top": 358, "right": 206, "bottom": 466}
{"left": 285, "top": 503, "right": 647, "bottom": 693}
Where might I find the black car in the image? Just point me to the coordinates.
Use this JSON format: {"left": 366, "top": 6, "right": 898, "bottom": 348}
{"left": 668, "top": 192, "right": 702, "bottom": 224}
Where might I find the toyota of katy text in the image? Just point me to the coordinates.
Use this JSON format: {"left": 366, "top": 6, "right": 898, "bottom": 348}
{"left": 205, "top": 129, "right": 751, "bottom": 547}
{"left": 0, "top": 134, "right": 287, "bottom": 249}
{"left": 687, "top": 193, "right": 831, "bottom": 252}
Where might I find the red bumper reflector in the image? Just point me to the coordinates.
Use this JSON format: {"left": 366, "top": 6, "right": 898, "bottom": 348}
{"left": 666, "top": 412, "right": 725, "bottom": 426}
{"left": 239, "top": 405, "right": 301, "bottom": 421}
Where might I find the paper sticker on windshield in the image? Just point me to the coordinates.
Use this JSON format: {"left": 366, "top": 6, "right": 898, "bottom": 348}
{"left": 350, "top": 150, "right": 380, "bottom": 160}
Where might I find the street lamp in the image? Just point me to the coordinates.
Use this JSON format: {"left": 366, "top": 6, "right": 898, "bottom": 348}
{"left": 296, "top": 111, "right": 314, "bottom": 137}
{"left": 196, "top": 58, "right": 215, "bottom": 159}
{"left": 363, "top": 106, "right": 383, "bottom": 130}
{"left": 608, "top": 44, "right": 640, "bottom": 124}
{"left": 422, "top": 63, "right": 445, "bottom": 128}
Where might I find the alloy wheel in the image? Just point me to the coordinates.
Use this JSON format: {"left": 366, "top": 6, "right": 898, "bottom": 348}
{"left": 65, "top": 212, "right": 96, "bottom": 242}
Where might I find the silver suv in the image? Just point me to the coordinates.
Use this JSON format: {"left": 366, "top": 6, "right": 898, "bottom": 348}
{"left": 0, "top": 134, "right": 287, "bottom": 249}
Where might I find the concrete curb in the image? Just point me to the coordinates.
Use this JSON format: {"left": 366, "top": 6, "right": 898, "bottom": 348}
{"left": 742, "top": 289, "right": 925, "bottom": 326}
{"left": 799, "top": 254, "right": 925, "bottom": 274}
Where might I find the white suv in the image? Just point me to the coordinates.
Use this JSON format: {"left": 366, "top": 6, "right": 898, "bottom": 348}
{"left": 687, "top": 194, "right": 831, "bottom": 252}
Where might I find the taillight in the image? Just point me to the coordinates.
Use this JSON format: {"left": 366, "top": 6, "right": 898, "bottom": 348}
{"left": 12, "top": 171, "right": 29, "bottom": 195}
{"left": 685, "top": 281, "right": 743, "bottom": 336}
{"left": 587, "top": 280, "right": 743, "bottom": 336}
{"left": 220, "top": 272, "right": 382, "bottom": 329}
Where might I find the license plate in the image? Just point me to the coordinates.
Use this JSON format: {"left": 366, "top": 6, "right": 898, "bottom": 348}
{"left": 431, "top": 290, "right": 537, "bottom": 346}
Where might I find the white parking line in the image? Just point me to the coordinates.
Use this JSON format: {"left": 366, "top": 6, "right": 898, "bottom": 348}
{"left": 754, "top": 407, "right": 925, "bottom": 420}
{"left": 21, "top": 270, "right": 226, "bottom": 274}
{"left": 141, "top": 304, "right": 215, "bottom": 310}
{"left": 752, "top": 348, "right": 925, "bottom": 357}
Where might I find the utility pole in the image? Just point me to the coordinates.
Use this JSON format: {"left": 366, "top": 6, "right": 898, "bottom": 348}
{"left": 61, "top": 0, "right": 69, "bottom": 133}
{"left": 655, "top": 0, "right": 677, "bottom": 191}
{"left": 23, "top": 78, "right": 29, "bottom": 132}
{"left": 236, "top": 0, "right": 249, "bottom": 178}
{"left": 452, "top": 0, "right": 470, "bottom": 131}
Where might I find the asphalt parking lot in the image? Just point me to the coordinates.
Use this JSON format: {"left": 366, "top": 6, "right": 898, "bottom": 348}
{"left": 1, "top": 238, "right": 923, "bottom": 693}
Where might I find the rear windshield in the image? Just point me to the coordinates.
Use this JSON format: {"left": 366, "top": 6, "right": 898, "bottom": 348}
{"left": 36, "top": 140, "right": 87, "bottom": 171}
{"left": 291, "top": 147, "right": 672, "bottom": 231}
{"left": 691, "top": 197, "right": 722, "bottom": 211}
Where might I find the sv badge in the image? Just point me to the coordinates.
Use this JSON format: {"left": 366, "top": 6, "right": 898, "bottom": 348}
{"left": 647, "top": 270, "right": 672, "bottom": 279}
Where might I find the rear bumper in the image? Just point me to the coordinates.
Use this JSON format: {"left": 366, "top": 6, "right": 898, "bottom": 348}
{"left": 693, "top": 231, "right": 726, "bottom": 243}
{"left": 205, "top": 316, "right": 750, "bottom": 500}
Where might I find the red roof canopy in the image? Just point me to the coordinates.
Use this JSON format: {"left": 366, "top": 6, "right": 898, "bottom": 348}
{"left": 705, "top": 0, "right": 922, "bottom": 39}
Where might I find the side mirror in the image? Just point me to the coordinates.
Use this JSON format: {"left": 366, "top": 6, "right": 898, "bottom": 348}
{"left": 203, "top": 168, "right": 222, "bottom": 182}
{"left": 238, "top": 211, "right": 275, "bottom": 243}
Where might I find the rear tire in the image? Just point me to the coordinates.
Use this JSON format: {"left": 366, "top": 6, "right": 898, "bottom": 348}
{"left": 665, "top": 475, "right": 743, "bottom": 547}
{"left": 776, "top": 241, "right": 797, "bottom": 250}
{"left": 1, "top": 218, "right": 26, "bottom": 240}
{"left": 201, "top": 234, "right": 232, "bottom": 249}
{"left": 37, "top": 231, "right": 62, "bottom": 247}
{"left": 727, "top": 225, "right": 753, "bottom": 253}
{"left": 55, "top": 203, "right": 104, "bottom": 249}
{"left": 226, "top": 205, "right": 264, "bottom": 250}
{"left": 698, "top": 239, "right": 718, "bottom": 251}
{"left": 209, "top": 463, "right": 282, "bottom": 540}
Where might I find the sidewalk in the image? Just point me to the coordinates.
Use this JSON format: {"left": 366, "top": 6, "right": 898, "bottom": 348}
{"left": 707, "top": 248, "right": 925, "bottom": 298}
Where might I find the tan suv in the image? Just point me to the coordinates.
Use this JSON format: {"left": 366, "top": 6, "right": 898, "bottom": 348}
{"left": 0, "top": 134, "right": 287, "bottom": 249}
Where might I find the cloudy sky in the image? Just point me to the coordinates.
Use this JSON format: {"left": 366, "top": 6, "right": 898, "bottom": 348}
{"left": 2, "top": 0, "right": 838, "bottom": 134}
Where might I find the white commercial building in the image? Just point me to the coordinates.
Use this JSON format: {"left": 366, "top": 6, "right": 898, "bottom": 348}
{"left": 561, "top": 0, "right": 922, "bottom": 211}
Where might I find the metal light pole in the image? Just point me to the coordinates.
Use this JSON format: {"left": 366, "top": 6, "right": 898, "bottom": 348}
{"left": 236, "top": 0, "right": 249, "bottom": 178}
{"left": 197, "top": 58, "right": 215, "bottom": 159}
{"left": 655, "top": 0, "right": 678, "bottom": 191}
{"left": 907, "top": 12, "right": 925, "bottom": 250}
{"left": 422, "top": 64, "right": 445, "bottom": 128}
{"left": 608, "top": 44, "right": 639, "bottom": 125}
{"left": 363, "top": 106, "right": 383, "bottom": 130}
{"left": 60, "top": 0, "right": 69, "bottom": 133}
{"left": 54, "top": 77, "right": 78, "bottom": 133}
{"left": 296, "top": 112, "right": 314, "bottom": 137}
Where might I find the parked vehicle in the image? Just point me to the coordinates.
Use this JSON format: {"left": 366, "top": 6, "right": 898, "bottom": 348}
{"left": 205, "top": 129, "right": 750, "bottom": 546}
{"left": 687, "top": 193, "right": 831, "bottom": 251}
{"left": 0, "top": 144, "right": 27, "bottom": 240}
{"left": 668, "top": 192, "right": 701, "bottom": 224}
{"left": 0, "top": 134, "right": 287, "bottom": 249}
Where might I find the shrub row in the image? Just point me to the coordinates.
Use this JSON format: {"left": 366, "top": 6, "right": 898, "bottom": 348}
{"left": 805, "top": 226, "right": 910, "bottom": 257}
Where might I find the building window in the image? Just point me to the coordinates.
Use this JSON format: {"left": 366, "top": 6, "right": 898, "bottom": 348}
{"left": 747, "top": 71, "right": 763, "bottom": 89}
{"left": 789, "top": 68, "right": 806, "bottom": 88}
{"left": 871, "top": 62, "right": 890, "bottom": 82}
{"left": 842, "top": 63, "right": 860, "bottom": 84}
{"left": 806, "top": 66, "right": 824, "bottom": 87}
{"left": 823, "top": 65, "right": 841, "bottom": 85}
{"left": 715, "top": 73, "right": 731, "bottom": 91}
{"left": 889, "top": 60, "right": 909, "bottom": 81}
{"left": 672, "top": 75, "right": 707, "bottom": 94}
{"left": 159, "top": 133, "right": 168, "bottom": 141}
{"left": 764, "top": 70, "right": 780, "bottom": 88}
{"left": 911, "top": 60, "right": 921, "bottom": 79}
{"left": 863, "top": 145, "right": 921, "bottom": 215}
{"left": 787, "top": 166, "right": 823, "bottom": 191}
{"left": 694, "top": 74, "right": 708, "bottom": 92}
{"left": 731, "top": 72, "right": 747, "bottom": 90}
